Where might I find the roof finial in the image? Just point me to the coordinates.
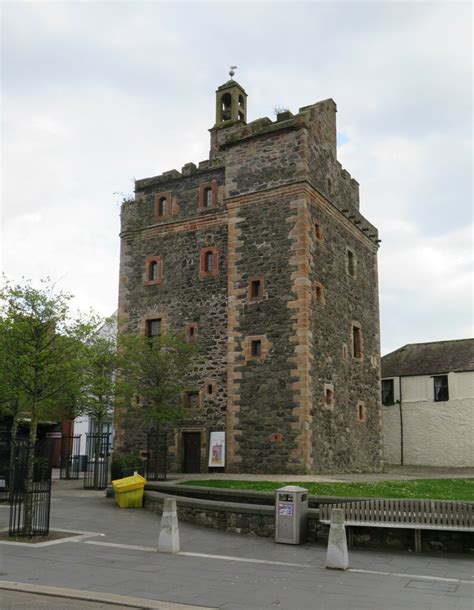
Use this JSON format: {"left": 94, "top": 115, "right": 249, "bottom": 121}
{"left": 229, "top": 65, "right": 237, "bottom": 79}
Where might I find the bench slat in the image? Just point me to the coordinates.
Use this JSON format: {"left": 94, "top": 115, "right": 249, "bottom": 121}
{"left": 319, "top": 498, "right": 473, "bottom": 532}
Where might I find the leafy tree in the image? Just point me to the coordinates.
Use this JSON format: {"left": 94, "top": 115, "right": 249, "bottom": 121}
{"left": 0, "top": 316, "right": 25, "bottom": 480}
{"left": 80, "top": 330, "right": 117, "bottom": 487}
{"left": 81, "top": 331, "right": 117, "bottom": 433}
{"left": 116, "top": 332, "right": 197, "bottom": 434}
{"left": 0, "top": 278, "right": 96, "bottom": 535}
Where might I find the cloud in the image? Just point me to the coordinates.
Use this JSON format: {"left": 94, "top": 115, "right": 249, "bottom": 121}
{"left": 1, "top": 1, "right": 472, "bottom": 354}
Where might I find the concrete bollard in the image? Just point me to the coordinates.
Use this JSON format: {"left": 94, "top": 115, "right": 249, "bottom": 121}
{"left": 157, "top": 498, "right": 180, "bottom": 553}
{"left": 325, "top": 508, "right": 349, "bottom": 570}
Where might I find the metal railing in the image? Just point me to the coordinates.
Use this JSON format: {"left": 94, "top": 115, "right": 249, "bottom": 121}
{"left": 84, "top": 433, "right": 110, "bottom": 489}
{"left": 145, "top": 431, "right": 168, "bottom": 481}
{"left": 59, "top": 434, "right": 81, "bottom": 480}
{"left": 9, "top": 439, "right": 52, "bottom": 537}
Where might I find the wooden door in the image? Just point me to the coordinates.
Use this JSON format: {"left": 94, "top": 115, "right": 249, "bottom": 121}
{"left": 183, "top": 432, "right": 201, "bottom": 473}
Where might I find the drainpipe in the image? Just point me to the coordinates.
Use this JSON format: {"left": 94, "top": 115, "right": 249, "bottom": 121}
{"left": 398, "top": 376, "right": 404, "bottom": 466}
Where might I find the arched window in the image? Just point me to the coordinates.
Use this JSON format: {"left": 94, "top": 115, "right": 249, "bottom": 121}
{"left": 144, "top": 256, "right": 162, "bottom": 285}
{"left": 199, "top": 247, "right": 218, "bottom": 278}
{"left": 221, "top": 93, "right": 232, "bottom": 121}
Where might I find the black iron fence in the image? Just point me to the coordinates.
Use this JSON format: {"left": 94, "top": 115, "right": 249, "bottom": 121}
{"left": 145, "top": 431, "right": 168, "bottom": 481}
{"left": 0, "top": 431, "right": 11, "bottom": 501}
{"left": 59, "top": 434, "right": 81, "bottom": 480}
{"left": 9, "top": 439, "right": 52, "bottom": 537}
{"left": 84, "top": 433, "right": 111, "bottom": 489}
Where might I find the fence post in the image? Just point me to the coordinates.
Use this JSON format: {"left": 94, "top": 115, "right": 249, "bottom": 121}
{"left": 326, "top": 508, "right": 349, "bottom": 570}
{"left": 157, "top": 498, "right": 180, "bottom": 553}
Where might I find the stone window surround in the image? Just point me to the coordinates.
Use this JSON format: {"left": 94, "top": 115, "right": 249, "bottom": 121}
{"left": 154, "top": 191, "right": 173, "bottom": 220}
{"left": 202, "top": 379, "right": 217, "bottom": 398}
{"left": 198, "top": 180, "right": 218, "bottom": 210}
{"left": 270, "top": 432, "right": 283, "bottom": 443}
{"left": 323, "top": 383, "right": 335, "bottom": 408}
{"left": 351, "top": 322, "right": 364, "bottom": 361}
{"left": 186, "top": 322, "right": 198, "bottom": 343}
{"left": 314, "top": 221, "right": 324, "bottom": 241}
{"left": 356, "top": 400, "right": 367, "bottom": 423}
{"left": 144, "top": 256, "right": 163, "bottom": 286}
{"left": 248, "top": 275, "right": 265, "bottom": 302}
{"left": 139, "top": 313, "right": 168, "bottom": 337}
{"left": 199, "top": 246, "right": 219, "bottom": 278}
{"left": 346, "top": 246, "right": 357, "bottom": 278}
{"left": 182, "top": 390, "right": 201, "bottom": 409}
{"left": 313, "top": 282, "right": 325, "bottom": 305}
{"left": 243, "top": 334, "right": 271, "bottom": 363}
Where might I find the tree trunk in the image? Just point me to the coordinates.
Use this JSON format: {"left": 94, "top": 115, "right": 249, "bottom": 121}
{"left": 8, "top": 408, "right": 19, "bottom": 500}
{"left": 24, "top": 413, "right": 38, "bottom": 537}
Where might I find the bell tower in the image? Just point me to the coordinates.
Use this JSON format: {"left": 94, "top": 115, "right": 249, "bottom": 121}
{"left": 214, "top": 79, "right": 247, "bottom": 127}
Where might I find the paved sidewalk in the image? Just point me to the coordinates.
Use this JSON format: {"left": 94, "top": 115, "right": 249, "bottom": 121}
{"left": 0, "top": 480, "right": 472, "bottom": 609}
{"left": 156, "top": 465, "right": 474, "bottom": 485}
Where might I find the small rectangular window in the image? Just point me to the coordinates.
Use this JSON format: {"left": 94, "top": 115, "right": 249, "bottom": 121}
{"left": 146, "top": 319, "right": 161, "bottom": 347}
{"left": 352, "top": 325, "right": 362, "bottom": 359}
{"left": 183, "top": 391, "right": 200, "bottom": 409}
{"left": 325, "top": 388, "right": 334, "bottom": 406}
{"left": 347, "top": 249, "right": 355, "bottom": 277}
{"left": 356, "top": 402, "right": 366, "bottom": 422}
{"left": 315, "top": 222, "right": 323, "bottom": 241}
{"left": 158, "top": 197, "right": 167, "bottom": 216}
{"left": 250, "top": 279, "right": 261, "bottom": 298}
{"left": 382, "top": 379, "right": 395, "bottom": 405}
{"left": 204, "top": 187, "right": 213, "bottom": 208}
{"left": 186, "top": 323, "right": 198, "bottom": 343}
{"left": 314, "top": 283, "right": 325, "bottom": 305}
{"left": 251, "top": 340, "right": 261, "bottom": 357}
{"left": 433, "top": 375, "right": 449, "bottom": 402}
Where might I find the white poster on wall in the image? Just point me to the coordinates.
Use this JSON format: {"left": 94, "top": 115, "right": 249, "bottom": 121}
{"left": 208, "top": 431, "right": 225, "bottom": 467}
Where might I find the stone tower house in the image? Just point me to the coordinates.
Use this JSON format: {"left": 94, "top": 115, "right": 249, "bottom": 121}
{"left": 116, "top": 78, "right": 383, "bottom": 474}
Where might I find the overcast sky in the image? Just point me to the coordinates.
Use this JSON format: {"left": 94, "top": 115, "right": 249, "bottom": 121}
{"left": 1, "top": 1, "right": 472, "bottom": 355}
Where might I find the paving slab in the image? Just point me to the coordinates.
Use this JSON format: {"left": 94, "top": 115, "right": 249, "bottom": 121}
{"left": 0, "top": 480, "right": 472, "bottom": 610}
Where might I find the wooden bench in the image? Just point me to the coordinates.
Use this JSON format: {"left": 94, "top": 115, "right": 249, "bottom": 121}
{"left": 319, "top": 499, "right": 473, "bottom": 552}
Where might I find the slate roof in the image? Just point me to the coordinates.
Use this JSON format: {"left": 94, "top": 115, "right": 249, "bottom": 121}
{"left": 381, "top": 339, "right": 474, "bottom": 378}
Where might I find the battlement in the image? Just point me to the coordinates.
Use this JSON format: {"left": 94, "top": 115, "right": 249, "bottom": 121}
{"left": 135, "top": 84, "right": 368, "bottom": 231}
{"left": 135, "top": 160, "right": 222, "bottom": 191}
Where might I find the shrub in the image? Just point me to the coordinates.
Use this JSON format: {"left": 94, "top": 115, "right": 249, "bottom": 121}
{"left": 111, "top": 454, "right": 144, "bottom": 480}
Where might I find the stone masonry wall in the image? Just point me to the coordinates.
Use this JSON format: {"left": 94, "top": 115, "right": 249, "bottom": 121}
{"left": 116, "top": 82, "right": 383, "bottom": 474}
{"left": 225, "top": 189, "right": 302, "bottom": 473}
{"left": 307, "top": 188, "right": 382, "bottom": 471}
{"left": 116, "top": 169, "right": 229, "bottom": 470}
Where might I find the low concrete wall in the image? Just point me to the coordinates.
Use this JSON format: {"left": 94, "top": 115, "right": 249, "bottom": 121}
{"left": 144, "top": 489, "right": 319, "bottom": 540}
{"left": 143, "top": 487, "right": 474, "bottom": 554}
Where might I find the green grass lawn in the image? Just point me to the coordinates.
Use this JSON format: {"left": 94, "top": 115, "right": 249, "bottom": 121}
{"left": 180, "top": 478, "right": 474, "bottom": 501}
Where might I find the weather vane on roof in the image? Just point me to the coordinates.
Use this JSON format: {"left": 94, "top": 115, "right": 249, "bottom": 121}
{"left": 229, "top": 65, "right": 237, "bottom": 79}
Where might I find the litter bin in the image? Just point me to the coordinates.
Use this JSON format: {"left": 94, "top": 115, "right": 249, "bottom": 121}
{"left": 112, "top": 474, "right": 146, "bottom": 508}
{"left": 275, "top": 485, "right": 308, "bottom": 544}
